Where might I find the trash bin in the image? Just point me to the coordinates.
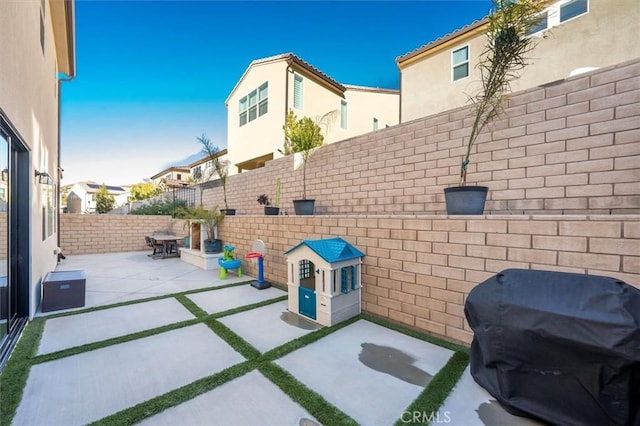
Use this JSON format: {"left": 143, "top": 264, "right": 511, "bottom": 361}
{"left": 465, "top": 269, "right": 640, "bottom": 426}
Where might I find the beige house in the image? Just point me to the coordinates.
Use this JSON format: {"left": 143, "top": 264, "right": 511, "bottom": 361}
{"left": 150, "top": 166, "right": 191, "bottom": 188}
{"left": 0, "top": 0, "right": 75, "bottom": 364}
{"left": 187, "top": 149, "right": 230, "bottom": 180}
{"left": 226, "top": 53, "right": 399, "bottom": 173}
{"left": 397, "top": 0, "right": 640, "bottom": 122}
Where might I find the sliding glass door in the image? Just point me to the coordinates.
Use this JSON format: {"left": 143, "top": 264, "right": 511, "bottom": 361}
{"left": 0, "top": 131, "right": 10, "bottom": 349}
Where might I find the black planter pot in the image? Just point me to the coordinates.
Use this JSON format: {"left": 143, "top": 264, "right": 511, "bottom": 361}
{"left": 221, "top": 209, "right": 236, "bottom": 216}
{"left": 293, "top": 199, "right": 315, "bottom": 215}
{"left": 264, "top": 206, "right": 280, "bottom": 216}
{"left": 203, "top": 238, "right": 222, "bottom": 253}
{"left": 444, "top": 186, "right": 488, "bottom": 215}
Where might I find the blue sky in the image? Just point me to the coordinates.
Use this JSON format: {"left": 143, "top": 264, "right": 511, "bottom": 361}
{"left": 60, "top": 0, "right": 491, "bottom": 186}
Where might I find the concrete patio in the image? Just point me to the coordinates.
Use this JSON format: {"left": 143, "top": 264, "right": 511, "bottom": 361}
{"left": 9, "top": 251, "right": 544, "bottom": 425}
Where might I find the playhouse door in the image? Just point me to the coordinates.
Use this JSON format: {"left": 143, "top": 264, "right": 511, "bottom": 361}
{"left": 298, "top": 287, "right": 316, "bottom": 320}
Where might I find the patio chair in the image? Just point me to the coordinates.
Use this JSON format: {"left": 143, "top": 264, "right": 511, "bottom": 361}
{"left": 149, "top": 237, "right": 164, "bottom": 257}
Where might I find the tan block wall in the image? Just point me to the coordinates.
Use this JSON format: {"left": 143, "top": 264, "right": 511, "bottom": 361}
{"left": 219, "top": 215, "right": 639, "bottom": 345}
{"left": 59, "top": 214, "right": 183, "bottom": 255}
{"left": 202, "top": 59, "right": 640, "bottom": 216}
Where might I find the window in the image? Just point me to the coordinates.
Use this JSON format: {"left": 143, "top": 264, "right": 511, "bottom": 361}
{"left": 373, "top": 118, "right": 378, "bottom": 131}
{"left": 239, "top": 97, "right": 247, "bottom": 126}
{"left": 560, "top": 0, "right": 587, "bottom": 22}
{"left": 527, "top": 11, "right": 549, "bottom": 35}
{"left": 258, "top": 82, "right": 268, "bottom": 117}
{"left": 238, "top": 82, "right": 268, "bottom": 127}
{"left": 527, "top": 0, "right": 589, "bottom": 35}
{"left": 452, "top": 46, "right": 469, "bottom": 81}
{"left": 340, "top": 266, "right": 356, "bottom": 294}
{"left": 299, "top": 259, "right": 311, "bottom": 280}
{"left": 177, "top": 173, "right": 182, "bottom": 180}
{"left": 340, "top": 100, "right": 347, "bottom": 129}
{"left": 293, "top": 74, "right": 303, "bottom": 109}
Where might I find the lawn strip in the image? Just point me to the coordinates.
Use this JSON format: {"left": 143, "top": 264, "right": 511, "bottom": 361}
{"left": 32, "top": 318, "right": 201, "bottom": 364}
{"left": 203, "top": 318, "right": 261, "bottom": 360}
{"left": 394, "top": 351, "right": 470, "bottom": 426}
{"left": 39, "top": 280, "right": 251, "bottom": 320}
{"left": 259, "top": 362, "right": 358, "bottom": 426}
{"left": 362, "top": 313, "right": 469, "bottom": 353}
{"left": 210, "top": 294, "right": 287, "bottom": 319}
{"left": 89, "top": 361, "right": 256, "bottom": 426}
{"left": 0, "top": 318, "right": 45, "bottom": 426}
{"left": 175, "top": 294, "right": 208, "bottom": 318}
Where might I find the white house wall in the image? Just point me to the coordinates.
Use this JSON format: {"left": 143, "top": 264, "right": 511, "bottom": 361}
{"left": 227, "top": 61, "right": 288, "bottom": 171}
{"left": 343, "top": 89, "right": 400, "bottom": 138}
{"left": 400, "top": 0, "right": 640, "bottom": 122}
{"left": 0, "top": 0, "right": 64, "bottom": 316}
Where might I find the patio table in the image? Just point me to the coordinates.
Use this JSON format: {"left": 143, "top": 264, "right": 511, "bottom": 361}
{"left": 147, "top": 235, "right": 179, "bottom": 259}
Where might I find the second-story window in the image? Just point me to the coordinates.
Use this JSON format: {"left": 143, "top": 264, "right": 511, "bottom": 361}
{"left": 239, "top": 82, "right": 268, "bottom": 127}
{"left": 373, "top": 117, "right": 379, "bottom": 131}
{"left": 293, "top": 74, "right": 303, "bottom": 109}
{"left": 340, "top": 100, "right": 348, "bottom": 129}
{"left": 452, "top": 46, "right": 469, "bottom": 81}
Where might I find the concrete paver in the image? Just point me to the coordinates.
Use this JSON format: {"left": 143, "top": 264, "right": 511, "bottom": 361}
{"left": 137, "top": 370, "right": 318, "bottom": 426}
{"left": 13, "top": 324, "right": 245, "bottom": 426}
{"left": 218, "top": 300, "right": 321, "bottom": 353}
{"left": 38, "top": 298, "right": 195, "bottom": 355}
{"left": 187, "top": 284, "right": 286, "bottom": 314}
{"left": 276, "top": 319, "right": 454, "bottom": 426}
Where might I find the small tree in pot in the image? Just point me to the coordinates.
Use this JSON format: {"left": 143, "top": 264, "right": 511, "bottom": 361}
{"left": 191, "top": 205, "right": 225, "bottom": 253}
{"left": 197, "top": 134, "right": 234, "bottom": 215}
{"left": 446, "top": 0, "right": 548, "bottom": 214}
{"left": 281, "top": 110, "right": 334, "bottom": 215}
{"left": 257, "top": 178, "right": 281, "bottom": 215}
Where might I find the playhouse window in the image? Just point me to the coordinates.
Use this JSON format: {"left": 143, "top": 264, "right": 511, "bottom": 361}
{"left": 299, "top": 259, "right": 312, "bottom": 280}
{"left": 341, "top": 266, "right": 355, "bottom": 294}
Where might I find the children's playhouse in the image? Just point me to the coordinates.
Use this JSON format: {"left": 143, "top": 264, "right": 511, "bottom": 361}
{"left": 284, "top": 237, "right": 365, "bottom": 327}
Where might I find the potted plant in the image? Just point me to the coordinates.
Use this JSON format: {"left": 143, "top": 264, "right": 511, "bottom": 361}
{"left": 445, "top": 0, "right": 547, "bottom": 214}
{"left": 197, "top": 134, "right": 235, "bottom": 215}
{"left": 190, "top": 206, "right": 225, "bottom": 253}
{"left": 258, "top": 178, "right": 281, "bottom": 215}
{"left": 282, "top": 110, "right": 334, "bottom": 215}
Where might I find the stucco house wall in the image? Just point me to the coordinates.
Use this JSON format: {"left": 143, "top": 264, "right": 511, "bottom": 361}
{"left": 0, "top": 0, "right": 75, "bottom": 318}
{"left": 398, "top": 0, "right": 640, "bottom": 122}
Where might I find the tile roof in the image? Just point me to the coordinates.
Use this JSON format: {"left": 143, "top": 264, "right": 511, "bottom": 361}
{"left": 396, "top": 17, "right": 489, "bottom": 65}
{"left": 284, "top": 237, "right": 365, "bottom": 263}
{"left": 225, "top": 52, "right": 345, "bottom": 104}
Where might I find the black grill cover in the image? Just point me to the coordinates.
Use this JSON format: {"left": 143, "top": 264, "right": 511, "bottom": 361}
{"left": 464, "top": 269, "right": 640, "bottom": 426}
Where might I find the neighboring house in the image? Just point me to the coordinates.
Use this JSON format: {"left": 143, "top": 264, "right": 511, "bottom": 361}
{"left": 396, "top": 0, "right": 640, "bottom": 122}
{"left": 67, "top": 182, "right": 127, "bottom": 214}
{"left": 0, "top": 0, "right": 75, "bottom": 366}
{"left": 226, "top": 53, "right": 399, "bottom": 173}
{"left": 150, "top": 149, "right": 230, "bottom": 188}
{"left": 187, "top": 149, "right": 230, "bottom": 180}
{"left": 150, "top": 166, "right": 191, "bottom": 188}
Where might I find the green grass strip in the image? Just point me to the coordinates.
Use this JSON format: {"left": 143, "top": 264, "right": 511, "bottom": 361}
{"left": 395, "top": 351, "right": 470, "bottom": 426}
{"left": 175, "top": 294, "right": 208, "bottom": 319}
{"left": 40, "top": 280, "right": 252, "bottom": 320}
{"left": 259, "top": 362, "right": 358, "bottom": 426}
{"left": 211, "top": 295, "right": 287, "bottom": 319}
{"left": 204, "top": 318, "right": 261, "bottom": 360}
{"left": 362, "top": 313, "right": 469, "bottom": 353}
{"left": 0, "top": 318, "right": 45, "bottom": 426}
{"left": 90, "top": 361, "right": 256, "bottom": 426}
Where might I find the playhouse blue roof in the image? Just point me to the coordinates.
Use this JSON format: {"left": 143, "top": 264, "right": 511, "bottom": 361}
{"left": 284, "top": 237, "right": 365, "bottom": 263}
